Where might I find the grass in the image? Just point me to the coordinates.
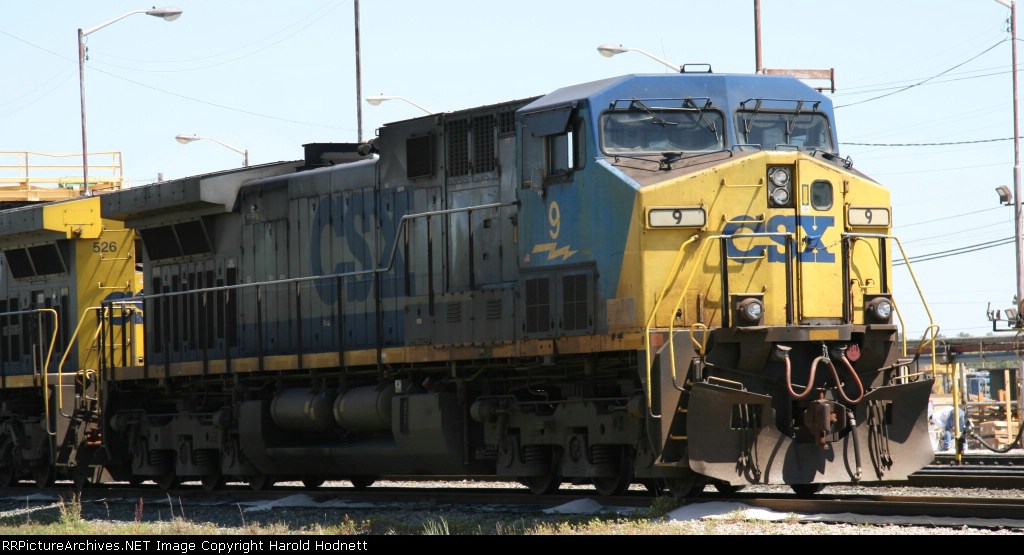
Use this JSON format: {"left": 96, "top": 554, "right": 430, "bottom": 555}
{"left": 0, "top": 492, "right": 801, "bottom": 536}
{"left": 0, "top": 489, "right": 993, "bottom": 535}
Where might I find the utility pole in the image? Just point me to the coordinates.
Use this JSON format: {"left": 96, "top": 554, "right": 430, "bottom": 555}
{"left": 354, "top": 0, "right": 364, "bottom": 143}
{"left": 995, "top": 0, "right": 1024, "bottom": 426}
{"left": 754, "top": 0, "right": 763, "bottom": 73}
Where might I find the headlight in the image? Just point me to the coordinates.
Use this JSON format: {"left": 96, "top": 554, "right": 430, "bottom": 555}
{"left": 768, "top": 167, "right": 791, "bottom": 187}
{"left": 767, "top": 166, "right": 793, "bottom": 207}
{"left": 770, "top": 187, "right": 791, "bottom": 205}
{"left": 736, "top": 297, "right": 764, "bottom": 324}
{"left": 865, "top": 297, "right": 893, "bottom": 323}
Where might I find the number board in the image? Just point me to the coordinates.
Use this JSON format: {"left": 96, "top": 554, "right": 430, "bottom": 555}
{"left": 647, "top": 207, "right": 706, "bottom": 228}
{"left": 847, "top": 207, "right": 890, "bottom": 227}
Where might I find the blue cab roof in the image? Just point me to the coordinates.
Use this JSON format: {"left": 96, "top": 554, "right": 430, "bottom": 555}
{"left": 522, "top": 73, "right": 833, "bottom": 115}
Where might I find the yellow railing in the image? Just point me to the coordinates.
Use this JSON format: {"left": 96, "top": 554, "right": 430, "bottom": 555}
{"left": 55, "top": 304, "right": 142, "bottom": 421}
{"left": 0, "top": 151, "right": 124, "bottom": 197}
{"left": 642, "top": 231, "right": 939, "bottom": 417}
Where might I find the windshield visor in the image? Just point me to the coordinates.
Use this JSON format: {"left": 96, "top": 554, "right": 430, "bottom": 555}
{"left": 601, "top": 110, "right": 724, "bottom": 155}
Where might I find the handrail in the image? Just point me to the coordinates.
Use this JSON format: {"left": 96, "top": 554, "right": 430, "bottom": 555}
{"left": 844, "top": 232, "right": 939, "bottom": 374}
{"left": 0, "top": 308, "right": 62, "bottom": 436}
{"left": 56, "top": 305, "right": 141, "bottom": 418}
{"left": 643, "top": 231, "right": 794, "bottom": 417}
{"left": 643, "top": 235, "right": 699, "bottom": 417}
{"left": 111, "top": 202, "right": 515, "bottom": 305}
{"left": 99, "top": 202, "right": 516, "bottom": 371}
{"left": 0, "top": 151, "right": 123, "bottom": 191}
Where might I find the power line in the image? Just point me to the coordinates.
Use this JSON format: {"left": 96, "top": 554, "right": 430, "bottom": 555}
{"left": 835, "top": 40, "right": 1007, "bottom": 109}
{"left": 89, "top": 2, "right": 343, "bottom": 73}
{"left": 842, "top": 137, "right": 1018, "bottom": 147}
{"left": 896, "top": 207, "right": 1004, "bottom": 229}
{"left": 894, "top": 236, "right": 1014, "bottom": 265}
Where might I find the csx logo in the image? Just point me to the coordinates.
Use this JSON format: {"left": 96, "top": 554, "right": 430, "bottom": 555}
{"left": 723, "top": 215, "right": 835, "bottom": 263}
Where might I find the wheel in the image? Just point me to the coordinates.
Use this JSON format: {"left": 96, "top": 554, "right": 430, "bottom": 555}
{"left": 641, "top": 480, "right": 666, "bottom": 496}
{"left": 200, "top": 474, "right": 225, "bottom": 492}
{"left": 592, "top": 473, "right": 631, "bottom": 497}
{"left": 591, "top": 447, "right": 634, "bottom": 497}
{"left": 667, "top": 473, "right": 706, "bottom": 499}
{"left": 711, "top": 481, "right": 746, "bottom": 494}
{"left": 520, "top": 471, "right": 561, "bottom": 495}
{"left": 349, "top": 476, "right": 376, "bottom": 489}
{"left": 790, "top": 483, "right": 825, "bottom": 497}
{"left": 248, "top": 473, "right": 275, "bottom": 491}
{"left": 155, "top": 473, "right": 180, "bottom": 491}
{"left": 32, "top": 464, "right": 54, "bottom": 488}
{"left": 0, "top": 442, "right": 15, "bottom": 488}
{"left": 302, "top": 477, "right": 325, "bottom": 489}
{"left": 72, "top": 465, "right": 92, "bottom": 492}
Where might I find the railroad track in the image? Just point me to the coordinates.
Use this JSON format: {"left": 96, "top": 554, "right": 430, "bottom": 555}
{"left": 2, "top": 480, "right": 1024, "bottom": 531}
{"left": 4, "top": 483, "right": 1019, "bottom": 532}
{"left": 909, "top": 453, "right": 1024, "bottom": 488}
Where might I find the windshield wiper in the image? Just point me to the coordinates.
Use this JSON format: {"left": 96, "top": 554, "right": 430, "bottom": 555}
{"left": 783, "top": 100, "right": 820, "bottom": 142}
{"left": 684, "top": 98, "right": 721, "bottom": 143}
{"left": 628, "top": 99, "right": 676, "bottom": 127}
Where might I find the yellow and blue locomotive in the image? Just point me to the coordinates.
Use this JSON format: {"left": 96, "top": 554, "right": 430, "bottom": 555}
{"left": 0, "top": 196, "right": 140, "bottom": 487}
{"left": 0, "top": 69, "right": 937, "bottom": 495}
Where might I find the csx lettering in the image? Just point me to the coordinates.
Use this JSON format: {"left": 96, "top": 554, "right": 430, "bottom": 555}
{"left": 309, "top": 192, "right": 406, "bottom": 304}
{"left": 723, "top": 215, "right": 835, "bottom": 263}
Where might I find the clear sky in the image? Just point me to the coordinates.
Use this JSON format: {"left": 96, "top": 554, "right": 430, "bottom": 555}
{"left": 1, "top": 0, "right": 1020, "bottom": 341}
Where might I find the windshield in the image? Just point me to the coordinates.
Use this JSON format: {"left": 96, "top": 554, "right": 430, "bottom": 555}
{"left": 601, "top": 110, "right": 724, "bottom": 154}
{"left": 736, "top": 111, "right": 833, "bottom": 151}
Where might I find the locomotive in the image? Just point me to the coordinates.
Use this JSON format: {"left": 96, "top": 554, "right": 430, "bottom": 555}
{"left": 0, "top": 69, "right": 937, "bottom": 496}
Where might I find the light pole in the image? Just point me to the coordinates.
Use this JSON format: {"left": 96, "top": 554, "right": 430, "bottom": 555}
{"left": 994, "top": 0, "right": 1024, "bottom": 429}
{"left": 354, "top": 0, "right": 363, "bottom": 143}
{"left": 596, "top": 44, "right": 682, "bottom": 72}
{"left": 175, "top": 134, "right": 249, "bottom": 167}
{"left": 996, "top": 0, "right": 1024, "bottom": 325}
{"left": 365, "top": 95, "right": 435, "bottom": 115}
{"left": 79, "top": 7, "right": 182, "bottom": 195}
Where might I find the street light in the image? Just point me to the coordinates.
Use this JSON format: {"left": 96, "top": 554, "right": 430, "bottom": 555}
{"left": 79, "top": 7, "right": 183, "bottom": 195}
{"left": 175, "top": 134, "right": 249, "bottom": 167}
{"left": 993, "top": 0, "right": 1024, "bottom": 429}
{"left": 596, "top": 43, "right": 682, "bottom": 72}
{"left": 365, "top": 95, "right": 434, "bottom": 115}
{"left": 993, "top": 0, "right": 1024, "bottom": 325}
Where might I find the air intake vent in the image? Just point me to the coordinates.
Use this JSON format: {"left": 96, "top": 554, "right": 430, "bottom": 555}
{"left": 486, "top": 299, "right": 502, "bottom": 320}
{"left": 446, "top": 302, "right": 462, "bottom": 324}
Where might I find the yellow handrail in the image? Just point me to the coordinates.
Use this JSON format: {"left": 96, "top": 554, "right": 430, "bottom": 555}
{"left": 0, "top": 151, "right": 123, "bottom": 191}
{"left": 643, "top": 230, "right": 935, "bottom": 417}
{"left": 55, "top": 306, "right": 105, "bottom": 420}
{"left": 55, "top": 304, "right": 142, "bottom": 419}
{"left": 643, "top": 235, "right": 699, "bottom": 417}
{"left": 856, "top": 233, "right": 939, "bottom": 374}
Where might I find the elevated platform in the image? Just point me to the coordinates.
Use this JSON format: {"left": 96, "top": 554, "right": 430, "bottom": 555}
{"left": 0, "top": 151, "right": 124, "bottom": 202}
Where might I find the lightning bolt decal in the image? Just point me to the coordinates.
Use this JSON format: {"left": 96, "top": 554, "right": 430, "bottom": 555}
{"left": 532, "top": 242, "right": 577, "bottom": 261}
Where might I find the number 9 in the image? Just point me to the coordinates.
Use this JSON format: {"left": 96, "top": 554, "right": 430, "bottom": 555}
{"left": 548, "top": 201, "right": 561, "bottom": 239}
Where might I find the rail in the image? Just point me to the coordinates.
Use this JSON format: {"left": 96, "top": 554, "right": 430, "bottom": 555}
{"left": 642, "top": 230, "right": 937, "bottom": 418}
{"left": 0, "top": 308, "right": 60, "bottom": 435}
{"left": 54, "top": 304, "right": 141, "bottom": 420}
{"left": 843, "top": 232, "right": 938, "bottom": 375}
{"left": 643, "top": 231, "right": 795, "bottom": 418}
{"left": 0, "top": 151, "right": 124, "bottom": 197}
